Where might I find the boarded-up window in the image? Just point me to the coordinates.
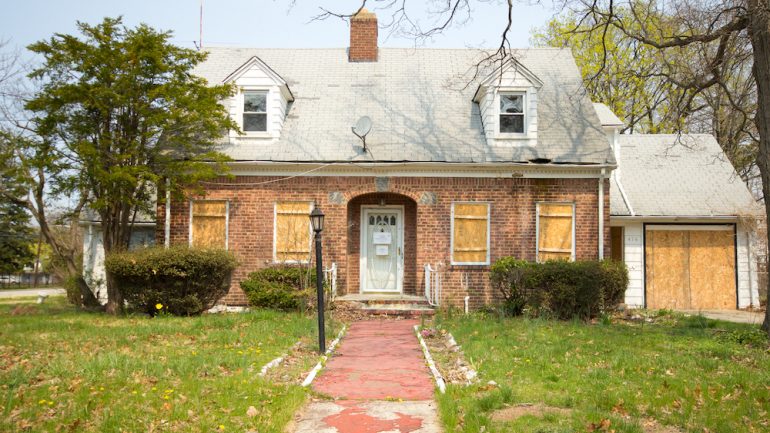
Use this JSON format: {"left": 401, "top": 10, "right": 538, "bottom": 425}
{"left": 537, "top": 203, "right": 574, "bottom": 262}
{"left": 274, "top": 202, "right": 312, "bottom": 262}
{"left": 452, "top": 203, "right": 490, "bottom": 264}
{"left": 190, "top": 200, "right": 228, "bottom": 249}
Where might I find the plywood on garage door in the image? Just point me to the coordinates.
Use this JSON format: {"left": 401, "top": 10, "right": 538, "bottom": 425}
{"left": 689, "top": 230, "right": 736, "bottom": 309}
{"left": 646, "top": 230, "right": 690, "bottom": 309}
{"left": 646, "top": 229, "right": 735, "bottom": 310}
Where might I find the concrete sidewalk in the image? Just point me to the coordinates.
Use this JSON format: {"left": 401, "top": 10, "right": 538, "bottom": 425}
{"left": 0, "top": 288, "right": 65, "bottom": 299}
{"left": 292, "top": 319, "right": 441, "bottom": 433}
{"left": 682, "top": 309, "right": 765, "bottom": 325}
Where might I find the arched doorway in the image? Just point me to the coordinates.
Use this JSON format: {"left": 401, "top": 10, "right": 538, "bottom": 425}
{"left": 346, "top": 193, "right": 418, "bottom": 295}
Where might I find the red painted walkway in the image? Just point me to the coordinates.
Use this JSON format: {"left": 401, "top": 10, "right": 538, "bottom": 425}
{"left": 313, "top": 319, "right": 435, "bottom": 400}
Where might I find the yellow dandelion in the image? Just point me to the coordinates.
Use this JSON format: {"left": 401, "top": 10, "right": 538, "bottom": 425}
{"left": 48, "top": 401, "right": 54, "bottom": 406}
{"left": 155, "top": 303, "right": 163, "bottom": 310}
{"left": 38, "top": 399, "right": 46, "bottom": 405}
{"left": 219, "top": 425, "right": 225, "bottom": 431}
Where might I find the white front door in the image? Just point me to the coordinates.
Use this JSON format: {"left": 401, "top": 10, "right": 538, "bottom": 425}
{"left": 361, "top": 206, "right": 404, "bottom": 293}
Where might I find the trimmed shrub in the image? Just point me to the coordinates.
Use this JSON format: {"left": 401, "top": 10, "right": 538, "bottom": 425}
{"left": 105, "top": 246, "right": 237, "bottom": 316}
{"left": 240, "top": 266, "right": 316, "bottom": 310}
{"left": 490, "top": 258, "right": 628, "bottom": 320}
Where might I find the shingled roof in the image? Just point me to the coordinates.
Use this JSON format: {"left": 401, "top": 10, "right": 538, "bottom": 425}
{"left": 610, "top": 134, "right": 759, "bottom": 217}
{"left": 195, "top": 47, "right": 615, "bottom": 165}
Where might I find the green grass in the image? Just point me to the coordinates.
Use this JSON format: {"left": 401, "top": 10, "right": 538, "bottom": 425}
{"left": 434, "top": 312, "right": 770, "bottom": 433}
{"left": 0, "top": 298, "right": 325, "bottom": 432}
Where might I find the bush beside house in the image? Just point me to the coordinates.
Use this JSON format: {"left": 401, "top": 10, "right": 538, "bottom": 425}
{"left": 490, "top": 258, "right": 628, "bottom": 319}
{"left": 105, "top": 246, "right": 237, "bottom": 316}
{"left": 240, "top": 266, "right": 316, "bottom": 310}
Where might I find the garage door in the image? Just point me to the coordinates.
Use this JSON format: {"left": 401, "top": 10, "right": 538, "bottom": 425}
{"left": 645, "top": 226, "right": 736, "bottom": 310}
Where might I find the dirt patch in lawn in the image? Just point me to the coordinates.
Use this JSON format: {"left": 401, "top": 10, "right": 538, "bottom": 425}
{"left": 639, "top": 418, "right": 684, "bottom": 433}
{"left": 491, "top": 405, "right": 682, "bottom": 433}
{"left": 491, "top": 403, "right": 572, "bottom": 422}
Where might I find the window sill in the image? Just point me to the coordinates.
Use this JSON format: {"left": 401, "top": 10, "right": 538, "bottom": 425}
{"left": 240, "top": 131, "right": 273, "bottom": 138}
{"left": 449, "top": 262, "right": 490, "bottom": 268}
{"left": 495, "top": 133, "right": 535, "bottom": 140}
{"left": 272, "top": 260, "right": 310, "bottom": 265}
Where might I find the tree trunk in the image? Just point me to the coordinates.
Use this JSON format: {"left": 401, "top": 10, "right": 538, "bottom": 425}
{"left": 747, "top": 0, "right": 770, "bottom": 334}
{"left": 102, "top": 219, "right": 125, "bottom": 315}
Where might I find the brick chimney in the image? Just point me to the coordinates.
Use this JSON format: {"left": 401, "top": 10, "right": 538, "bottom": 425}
{"left": 349, "top": 8, "right": 378, "bottom": 62}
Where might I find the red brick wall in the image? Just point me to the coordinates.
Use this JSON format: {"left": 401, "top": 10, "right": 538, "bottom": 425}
{"left": 157, "top": 176, "right": 611, "bottom": 309}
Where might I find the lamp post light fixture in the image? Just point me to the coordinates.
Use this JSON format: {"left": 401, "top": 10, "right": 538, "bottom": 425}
{"left": 310, "top": 205, "right": 326, "bottom": 353}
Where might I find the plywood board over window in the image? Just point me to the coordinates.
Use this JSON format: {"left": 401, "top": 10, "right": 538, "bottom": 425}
{"left": 537, "top": 203, "right": 575, "bottom": 262}
{"left": 274, "top": 201, "right": 312, "bottom": 263}
{"left": 452, "top": 203, "right": 490, "bottom": 265}
{"left": 190, "top": 200, "right": 228, "bottom": 249}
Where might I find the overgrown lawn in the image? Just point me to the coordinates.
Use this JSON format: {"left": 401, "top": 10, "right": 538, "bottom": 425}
{"left": 0, "top": 298, "right": 321, "bottom": 432}
{"left": 435, "top": 311, "right": 770, "bottom": 433}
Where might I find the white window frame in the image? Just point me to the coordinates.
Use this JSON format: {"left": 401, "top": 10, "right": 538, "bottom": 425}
{"left": 535, "top": 202, "right": 576, "bottom": 262}
{"left": 272, "top": 201, "right": 314, "bottom": 264}
{"left": 450, "top": 201, "right": 491, "bottom": 266}
{"left": 239, "top": 87, "right": 271, "bottom": 137}
{"left": 498, "top": 90, "right": 527, "bottom": 136}
{"left": 188, "top": 200, "right": 230, "bottom": 250}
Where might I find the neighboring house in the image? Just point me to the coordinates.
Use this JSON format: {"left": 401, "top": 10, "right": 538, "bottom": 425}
{"left": 147, "top": 10, "right": 759, "bottom": 311}
{"left": 594, "top": 105, "right": 762, "bottom": 310}
{"left": 80, "top": 211, "right": 155, "bottom": 303}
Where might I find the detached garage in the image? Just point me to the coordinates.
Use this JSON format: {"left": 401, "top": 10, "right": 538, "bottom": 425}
{"left": 645, "top": 225, "right": 736, "bottom": 310}
{"left": 593, "top": 102, "right": 762, "bottom": 310}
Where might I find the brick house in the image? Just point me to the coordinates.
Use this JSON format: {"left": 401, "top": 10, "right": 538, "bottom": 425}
{"left": 150, "top": 9, "right": 760, "bottom": 311}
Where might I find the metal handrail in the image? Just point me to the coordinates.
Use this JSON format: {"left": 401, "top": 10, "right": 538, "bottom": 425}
{"left": 324, "top": 262, "right": 337, "bottom": 300}
{"left": 424, "top": 263, "right": 441, "bottom": 306}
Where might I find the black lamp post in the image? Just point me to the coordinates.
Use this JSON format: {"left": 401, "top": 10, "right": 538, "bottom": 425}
{"left": 310, "top": 206, "right": 326, "bottom": 353}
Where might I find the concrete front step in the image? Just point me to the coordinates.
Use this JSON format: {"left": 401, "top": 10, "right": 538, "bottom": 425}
{"left": 335, "top": 294, "right": 435, "bottom": 317}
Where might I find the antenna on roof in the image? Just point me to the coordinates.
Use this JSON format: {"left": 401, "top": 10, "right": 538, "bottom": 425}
{"left": 352, "top": 116, "right": 372, "bottom": 151}
{"left": 199, "top": 0, "right": 204, "bottom": 50}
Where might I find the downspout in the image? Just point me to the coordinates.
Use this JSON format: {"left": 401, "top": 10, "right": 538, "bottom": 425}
{"left": 598, "top": 168, "right": 605, "bottom": 260}
{"left": 747, "top": 229, "right": 754, "bottom": 307}
{"left": 164, "top": 178, "right": 171, "bottom": 248}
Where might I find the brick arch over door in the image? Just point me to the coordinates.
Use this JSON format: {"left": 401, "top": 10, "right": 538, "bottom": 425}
{"left": 346, "top": 192, "right": 418, "bottom": 296}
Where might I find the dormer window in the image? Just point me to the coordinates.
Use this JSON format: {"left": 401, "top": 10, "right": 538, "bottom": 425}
{"left": 500, "top": 92, "right": 525, "bottom": 133}
{"left": 243, "top": 90, "right": 268, "bottom": 132}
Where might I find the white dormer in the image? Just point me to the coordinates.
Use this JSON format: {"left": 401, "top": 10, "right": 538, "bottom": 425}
{"left": 223, "top": 56, "right": 294, "bottom": 139}
{"left": 473, "top": 58, "right": 543, "bottom": 147}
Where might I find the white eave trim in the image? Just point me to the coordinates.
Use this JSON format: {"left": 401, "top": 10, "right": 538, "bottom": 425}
{"left": 610, "top": 215, "right": 739, "bottom": 222}
{"left": 223, "top": 56, "right": 294, "bottom": 101}
{"left": 473, "top": 57, "right": 544, "bottom": 102}
{"left": 224, "top": 161, "right": 618, "bottom": 179}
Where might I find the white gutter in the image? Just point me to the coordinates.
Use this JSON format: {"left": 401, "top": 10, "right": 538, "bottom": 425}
{"left": 598, "top": 168, "right": 605, "bottom": 260}
{"left": 165, "top": 178, "right": 171, "bottom": 248}
{"left": 610, "top": 215, "right": 739, "bottom": 221}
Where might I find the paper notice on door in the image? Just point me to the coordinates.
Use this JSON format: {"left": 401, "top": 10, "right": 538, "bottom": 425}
{"left": 373, "top": 232, "right": 392, "bottom": 244}
{"left": 375, "top": 245, "right": 389, "bottom": 256}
